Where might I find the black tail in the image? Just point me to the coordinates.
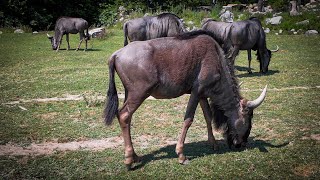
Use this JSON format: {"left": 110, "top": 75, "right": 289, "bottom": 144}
{"left": 103, "top": 55, "right": 119, "bottom": 125}
{"left": 86, "top": 28, "right": 90, "bottom": 40}
{"left": 123, "top": 22, "right": 129, "bottom": 46}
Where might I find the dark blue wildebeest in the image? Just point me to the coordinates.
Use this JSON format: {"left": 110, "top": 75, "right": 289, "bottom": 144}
{"left": 47, "top": 17, "right": 89, "bottom": 51}
{"left": 104, "top": 30, "right": 267, "bottom": 170}
{"left": 202, "top": 17, "right": 279, "bottom": 74}
{"left": 123, "top": 13, "right": 185, "bottom": 46}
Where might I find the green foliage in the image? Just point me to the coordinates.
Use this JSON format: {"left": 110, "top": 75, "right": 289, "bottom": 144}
{"left": 98, "top": 4, "right": 118, "bottom": 27}
{"left": 268, "top": 0, "right": 288, "bottom": 11}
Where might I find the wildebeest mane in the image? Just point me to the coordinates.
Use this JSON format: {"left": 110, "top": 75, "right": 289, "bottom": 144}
{"left": 157, "top": 12, "right": 181, "bottom": 19}
{"left": 176, "top": 30, "right": 241, "bottom": 104}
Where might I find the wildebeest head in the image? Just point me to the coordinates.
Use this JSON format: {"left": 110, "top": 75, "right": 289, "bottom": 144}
{"left": 212, "top": 86, "right": 267, "bottom": 149}
{"left": 257, "top": 46, "right": 279, "bottom": 73}
{"left": 47, "top": 33, "right": 58, "bottom": 50}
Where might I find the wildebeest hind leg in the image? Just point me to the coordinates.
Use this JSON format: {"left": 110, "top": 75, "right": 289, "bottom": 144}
{"left": 247, "top": 50, "right": 252, "bottom": 74}
{"left": 118, "top": 91, "right": 148, "bottom": 170}
{"left": 176, "top": 92, "right": 199, "bottom": 165}
{"left": 66, "top": 34, "right": 70, "bottom": 50}
{"left": 200, "top": 99, "right": 218, "bottom": 150}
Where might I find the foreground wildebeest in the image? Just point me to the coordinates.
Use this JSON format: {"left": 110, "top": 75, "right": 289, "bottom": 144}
{"left": 202, "top": 17, "right": 279, "bottom": 73}
{"left": 104, "top": 30, "right": 267, "bottom": 170}
{"left": 123, "top": 13, "right": 185, "bottom": 46}
{"left": 47, "top": 17, "right": 89, "bottom": 51}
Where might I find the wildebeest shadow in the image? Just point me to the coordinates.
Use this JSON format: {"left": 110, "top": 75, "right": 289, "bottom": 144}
{"left": 235, "top": 65, "right": 251, "bottom": 72}
{"left": 51, "top": 48, "right": 101, "bottom": 51}
{"left": 236, "top": 69, "right": 280, "bottom": 78}
{"left": 131, "top": 138, "right": 288, "bottom": 170}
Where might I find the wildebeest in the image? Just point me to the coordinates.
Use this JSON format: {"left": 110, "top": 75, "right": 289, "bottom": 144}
{"left": 202, "top": 17, "right": 279, "bottom": 73}
{"left": 47, "top": 17, "right": 89, "bottom": 51}
{"left": 104, "top": 30, "right": 267, "bottom": 170}
{"left": 123, "top": 13, "right": 185, "bottom": 46}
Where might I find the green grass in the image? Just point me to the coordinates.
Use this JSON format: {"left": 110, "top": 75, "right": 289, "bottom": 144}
{"left": 0, "top": 28, "right": 319, "bottom": 179}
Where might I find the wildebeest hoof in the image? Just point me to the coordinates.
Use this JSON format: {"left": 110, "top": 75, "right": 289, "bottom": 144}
{"left": 126, "top": 164, "right": 133, "bottom": 171}
{"left": 179, "top": 158, "right": 190, "bottom": 165}
{"left": 213, "top": 144, "right": 219, "bottom": 151}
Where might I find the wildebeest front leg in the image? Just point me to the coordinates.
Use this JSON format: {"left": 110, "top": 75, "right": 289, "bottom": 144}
{"left": 76, "top": 39, "right": 83, "bottom": 51}
{"left": 228, "top": 46, "right": 239, "bottom": 67}
{"left": 176, "top": 92, "right": 199, "bottom": 164}
{"left": 200, "top": 99, "right": 218, "bottom": 150}
{"left": 247, "top": 49, "right": 252, "bottom": 74}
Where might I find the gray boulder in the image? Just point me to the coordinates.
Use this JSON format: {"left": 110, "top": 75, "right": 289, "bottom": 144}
{"left": 296, "top": 20, "right": 309, "bottom": 25}
{"left": 305, "top": 30, "right": 319, "bottom": 35}
{"left": 89, "top": 27, "right": 106, "bottom": 38}
{"left": 14, "top": 29, "right": 24, "bottom": 33}
{"left": 266, "top": 16, "right": 283, "bottom": 25}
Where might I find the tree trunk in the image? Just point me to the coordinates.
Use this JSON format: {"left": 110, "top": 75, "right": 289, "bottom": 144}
{"left": 257, "top": 0, "right": 264, "bottom": 12}
{"left": 289, "top": 1, "right": 299, "bottom": 16}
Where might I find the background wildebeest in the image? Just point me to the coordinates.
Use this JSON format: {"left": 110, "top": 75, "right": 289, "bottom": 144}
{"left": 123, "top": 13, "right": 185, "bottom": 46}
{"left": 104, "top": 30, "right": 267, "bottom": 170}
{"left": 202, "top": 17, "right": 279, "bottom": 73}
{"left": 47, "top": 17, "right": 89, "bottom": 51}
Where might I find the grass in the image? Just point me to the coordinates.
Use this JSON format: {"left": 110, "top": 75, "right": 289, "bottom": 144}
{"left": 0, "top": 27, "right": 320, "bottom": 179}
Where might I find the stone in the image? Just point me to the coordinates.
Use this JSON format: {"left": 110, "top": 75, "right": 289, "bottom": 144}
{"left": 266, "top": 16, "right": 283, "bottom": 25}
{"left": 305, "top": 30, "right": 318, "bottom": 35}
{"left": 220, "top": 10, "right": 234, "bottom": 23}
{"left": 89, "top": 27, "right": 106, "bottom": 38}
{"left": 264, "top": 27, "right": 270, "bottom": 33}
{"left": 14, "top": 29, "right": 24, "bottom": 33}
{"left": 296, "top": 19, "right": 309, "bottom": 25}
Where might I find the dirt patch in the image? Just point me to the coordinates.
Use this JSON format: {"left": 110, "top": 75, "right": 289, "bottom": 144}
{"left": 0, "top": 137, "right": 123, "bottom": 156}
{"left": 302, "top": 134, "right": 320, "bottom": 141}
{"left": 2, "top": 85, "right": 319, "bottom": 105}
{"left": 0, "top": 135, "right": 178, "bottom": 156}
{"left": 293, "top": 164, "right": 319, "bottom": 177}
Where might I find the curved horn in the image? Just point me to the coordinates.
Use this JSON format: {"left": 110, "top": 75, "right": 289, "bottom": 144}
{"left": 270, "top": 45, "right": 279, "bottom": 52}
{"left": 238, "top": 81, "right": 243, "bottom": 87}
{"left": 247, "top": 85, "right": 267, "bottom": 109}
{"left": 47, "top": 33, "right": 52, "bottom": 38}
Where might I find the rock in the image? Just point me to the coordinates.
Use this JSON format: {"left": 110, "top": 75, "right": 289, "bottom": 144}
{"left": 293, "top": 32, "right": 298, "bottom": 35}
{"left": 264, "top": 27, "right": 270, "bottom": 33}
{"left": 305, "top": 30, "right": 319, "bottom": 35}
{"left": 0, "top": 31, "right": 2, "bottom": 34}
{"left": 220, "top": 9, "right": 234, "bottom": 23}
{"left": 296, "top": 19, "right": 309, "bottom": 25}
{"left": 89, "top": 27, "right": 106, "bottom": 38}
{"left": 279, "top": 29, "right": 283, "bottom": 34}
{"left": 32, "top": 31, "right": 38, "bottom": 34}
{"left": 14, "top": 29, "right": 24, "bottom": 33}
{"left": 266, "top": 16, "right": 283, "bottom": 25}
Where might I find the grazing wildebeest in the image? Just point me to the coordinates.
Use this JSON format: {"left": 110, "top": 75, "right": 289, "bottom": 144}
{"left": 47, "top": 17, "right": 89, "bottom": 51}
{"left": 202, "top": 17, "right": 279, "bottom": 73}
{"left": 123, "top": 13, "right": 185, "bottom": 46}
{"left": 104, "top": 30, "right": 267, "bottom": 170}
